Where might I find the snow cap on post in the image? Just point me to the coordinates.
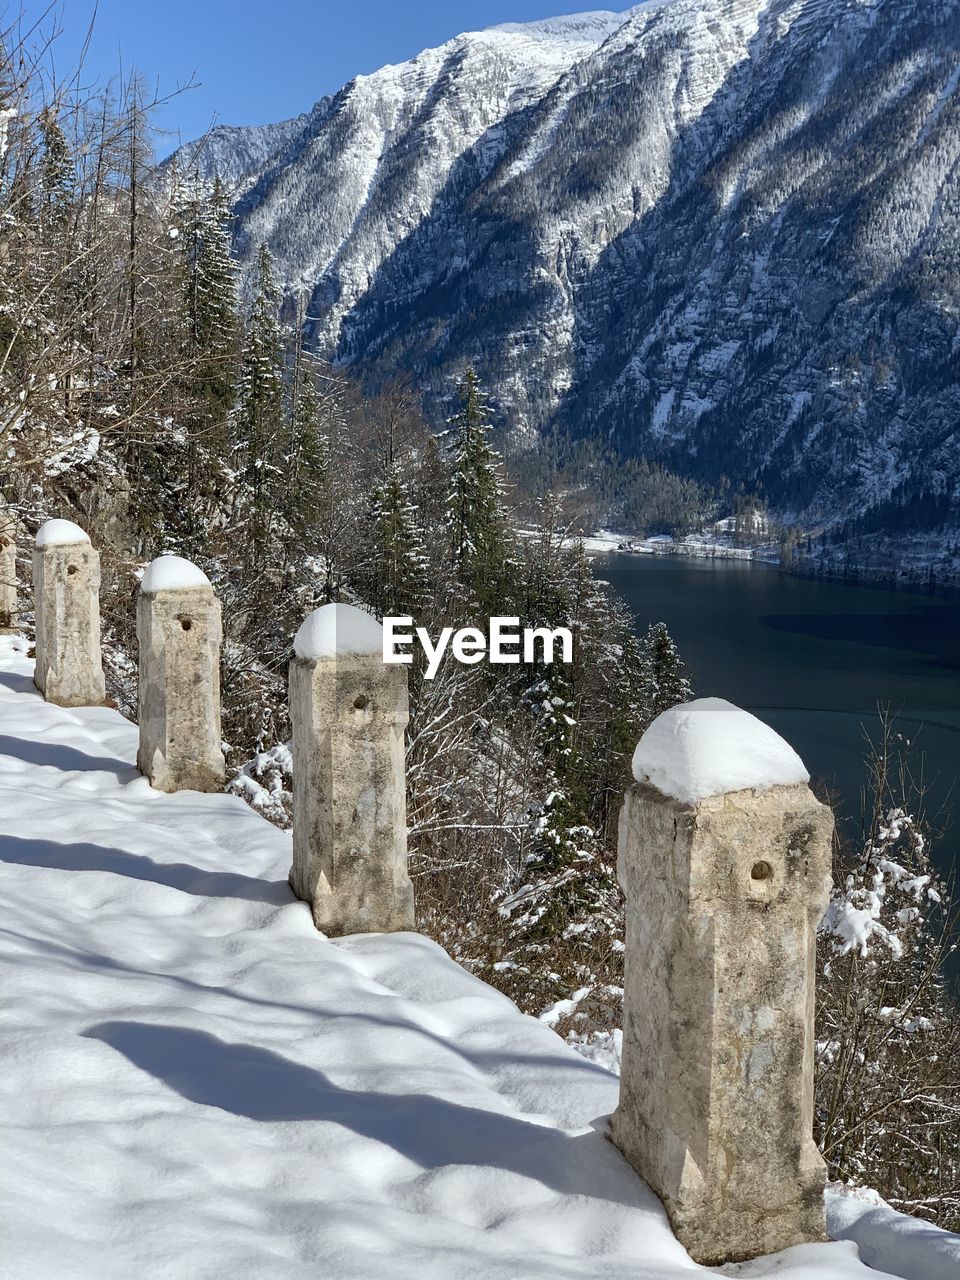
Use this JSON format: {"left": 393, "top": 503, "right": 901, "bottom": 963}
{"left": 289, "top": 601, "right": 413, "bottom": 936}
{"left": 293, "top": 602, "right": 384, "bottom": 661}
{"left": 35, "top": 518, "right": 91, "bottom": 548}
{"left": 632, "top": 697, "right": 809, "bottom": 803}
{"left": 140, "top": 554, "right": 211, "bottom": 594}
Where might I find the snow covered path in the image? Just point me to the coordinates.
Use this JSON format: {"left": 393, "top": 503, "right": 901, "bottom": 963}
{"left": 0, "top": 634, "right": 949, "bottom": 1279}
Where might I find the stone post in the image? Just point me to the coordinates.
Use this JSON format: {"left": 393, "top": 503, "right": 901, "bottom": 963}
{"left": 0, "top": 505, "right": 18, "bottom": 631}
{"left": 612, "top": 697, "right": 834, "bottom": 1266}
{"left": 33, "top": 519, "right": 106, "bottom": 707}
{"left": 137, "top": 555, "right": 225, "bottom": 793}
{"left": 289, "top": 602, "right": 414, "bottom": 936}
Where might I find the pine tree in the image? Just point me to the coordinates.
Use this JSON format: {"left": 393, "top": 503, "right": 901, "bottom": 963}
{"left": 281, "top": 336, "right": 333, "bottom": 560}
{"left": 493, "top": 663, "right": 623, "bottom": 1035}
{"left": 34, "top": 107, "right": 78, "bottom": 419}
{"left": 168, "top": 173, "right": 240, "bottom": 555}
{"left": 445, "top": 368, "right": 512, "bottom": 612}
{"left": 0, "top": 81, "right": 25, "bottom": 449}
{"left": 176, "top": 173, "right": 239, "bottom": 453}
{"left": 233, "top": 243, "right": 286, "bottom": 569}
{"left": 38, "top": 107, "right": 71, "bottom": 237}
{"left": 640, "top": 620, "right": 692, "bottom": 724}
{"left": 365, "top": 461, "right": 429, "bottom": 616}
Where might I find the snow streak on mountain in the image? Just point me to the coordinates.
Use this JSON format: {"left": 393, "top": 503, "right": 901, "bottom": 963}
{"left": 175, "top": 0, "right": 960, "bottom": 546}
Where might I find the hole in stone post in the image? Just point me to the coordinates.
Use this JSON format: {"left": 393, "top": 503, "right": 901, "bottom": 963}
{"left": 67, "top": 564, "right": 78, "bottom": 576}
{"left": 180, "top": 618, "right": 192, "bottom": 631}
{"left": 751, "top": 860, "right": 773, "bottom": 881}
{"left": 353, "top": 694, "right": 369, "bottom": 711}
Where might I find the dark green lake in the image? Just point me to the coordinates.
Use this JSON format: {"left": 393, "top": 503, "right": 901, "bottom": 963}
{"left": 600, "top": 553, "right": 960, "bottom": 877}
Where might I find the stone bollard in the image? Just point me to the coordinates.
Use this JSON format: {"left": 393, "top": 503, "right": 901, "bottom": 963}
{"left": 137, "top": 555, "right": 225, "bottom": 793}
{"left": 33, "top": 519, "right": 106, "bottom": 706}
{"left": 0, "top": 505, "right": 18, "bottom": 631}
{"left": 612, "top": 697, "right": 834, "bottom": 1266}
{"left": 289, "top": 602, "right": 414, "bottom": 936}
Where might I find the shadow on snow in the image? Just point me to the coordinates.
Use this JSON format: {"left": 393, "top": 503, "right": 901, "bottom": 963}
{"left": 0, "top": 733, "right": 139, "bottom": 782}
{"left": 0, "top": 834, "right": 291, "bottom": 904}
{"left": 82, "top": 1020, "right": 650, "bottom": 1210}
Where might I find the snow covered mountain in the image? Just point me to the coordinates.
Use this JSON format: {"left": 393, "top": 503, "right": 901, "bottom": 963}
{"left": 174, "top": 0, "right": 960, "bottom": 546}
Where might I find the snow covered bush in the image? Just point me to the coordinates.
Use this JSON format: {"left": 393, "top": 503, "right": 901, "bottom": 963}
{"left": 228, "top": 742, "right": 293, "bottom": 828}
{"left": 816, "top": 722, "right": 960, "bottom": 1231}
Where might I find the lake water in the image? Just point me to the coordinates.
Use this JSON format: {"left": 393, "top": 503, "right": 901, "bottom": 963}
{"left": 600, "top": 553, "right": 960, "bottom": 879}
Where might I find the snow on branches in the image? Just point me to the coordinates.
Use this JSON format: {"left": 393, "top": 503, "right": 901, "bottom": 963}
{"left": 819, "top": 808, "right": 936, "bottom": 962}
{"left": 815, "top": 724, "right": 959, "bottom": 1232}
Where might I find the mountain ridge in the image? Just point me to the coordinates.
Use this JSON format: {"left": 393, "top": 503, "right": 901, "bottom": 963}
{"left": 171, "top": 0, "right": 960, "bottom": 564}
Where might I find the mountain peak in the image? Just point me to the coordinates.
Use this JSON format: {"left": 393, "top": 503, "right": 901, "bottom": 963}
{"left": 485, "top": 8, "right": 635, "bottom": 42}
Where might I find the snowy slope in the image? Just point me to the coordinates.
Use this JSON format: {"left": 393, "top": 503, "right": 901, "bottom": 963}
{"left": 219, "top": 11, "right": 630, "bottom": 335}
{"left": 171, "top": 0, "right": 960, "bottom": 557}
{"left": 1, "top": 631, "right": 957, "bottom": 1278}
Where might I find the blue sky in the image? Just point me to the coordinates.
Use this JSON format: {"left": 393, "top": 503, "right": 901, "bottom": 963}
{"left": 6, "top": 1, "right": 631, "bottom": 154}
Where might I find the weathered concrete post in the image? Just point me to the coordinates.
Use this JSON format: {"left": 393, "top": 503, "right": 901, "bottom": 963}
{"left": 289, "top": 602, "right": 414, "bottom": 936}
{"left": 612, "top": 697, "right": 834, "bottom": 1266}
{"left": 137, "top": 555, "right": 225, "bottom": 793}
{"left": 33, "top": 519, "right": 106, "bottom": 707}
{"left": 0, "top": 505, "right": 18, "bottom": 631}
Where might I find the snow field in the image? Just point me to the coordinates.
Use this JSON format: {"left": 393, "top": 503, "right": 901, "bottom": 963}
{"left": 0, "top": 636, "right": 954, "bottom": 1278}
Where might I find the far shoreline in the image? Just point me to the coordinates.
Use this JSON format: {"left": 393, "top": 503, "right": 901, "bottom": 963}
{"left": 583, "top": 531, "right": 960, "bottom": 597}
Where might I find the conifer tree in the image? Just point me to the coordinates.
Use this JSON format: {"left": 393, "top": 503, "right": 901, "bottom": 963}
{"left": 445, "top": 367, "right": 512, "bottom": 612}
{"left": 38, "top": 107, "right": 71, "bottom": 237}
{"left": 640, "top": 620, "right": 692, "bottom": 724}
{"left": 409, "top": 431, "right": 450, "bottom": 566}
{"left": 281, "top": 336, "right": 333, "bottom": 562}
{"left": 234, "top": 243, "right": 286, "bottom": 568}
{"left": 167, "top": 174, "right": 240, "bottom": 554}
{"left": 0, "top": 78, "right": 28, "bottom": 447}
{"left": 365, "top": 461, "right": 429, "bottom": 617}
{"left": 36, "top": 108, "right": 81, "bottom": 402}
{"left": 28, "top": 108, "right": 75, "bottom": 419}
{"left": 494, "top": 662, "right": 623, "bottom": 1030}
{"left": 176, "top": 173, "right": 239, "bottom": 453}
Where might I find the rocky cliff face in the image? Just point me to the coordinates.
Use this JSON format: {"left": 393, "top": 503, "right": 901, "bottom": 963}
{"left": 174, "top": 0, "right": 960, "bottom": 550}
